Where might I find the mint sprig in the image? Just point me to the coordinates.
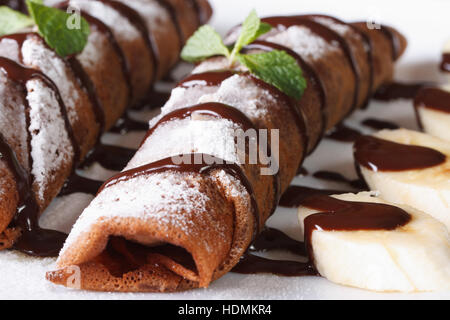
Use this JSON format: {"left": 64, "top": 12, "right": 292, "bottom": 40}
{"left": 181, "top": 25, "right": 230, "bottom": 62}
{"left": 0, "top": 0, "right": 90, "bottom": 57}
{"left": 0, "top": 6, "right": 34, "bottom": 36}
{"left": 238, "top": 51, "right": 307, "bottom": 100}
{"left": 230, "top": 10, "right": 272, "bottom": 61}
{"left": 181, "top": 10, "right": 306, "bottom": 100}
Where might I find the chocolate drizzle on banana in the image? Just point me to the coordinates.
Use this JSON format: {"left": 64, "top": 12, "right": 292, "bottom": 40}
{"left": 233, "top": 193, "right": 411, "bottom": 277}
{"left": 354, "top": 135, "right": 446, "bottom": 171}
{"left": 0, "top": 0, "right": 207, "bottom": 256}
{"left": 302, "top": 195, "right": 411, "bottom": 272}
{"left": 414, "top": 87, "right": 450, "bottom": 114}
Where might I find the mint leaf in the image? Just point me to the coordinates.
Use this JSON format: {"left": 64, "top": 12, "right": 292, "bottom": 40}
{"left": 238, "top": 51, "right": 307, "bottom": 100}
{"left": 26, "top": 0, "right": 90, "bottom": 57}
{"left": 231, "top": 9, "right": 272, "bottom": 60}
{"left": 181, "top": 25, "right": 230, "bottom": 62}
{"left": 254, "top": 22, "right": 272, "bottom": 39}
{"left": 0, "top": 6, "right": 34, "bottom": 36}
{"left": 180, "top": 10, "right": 306, "bottom": 100}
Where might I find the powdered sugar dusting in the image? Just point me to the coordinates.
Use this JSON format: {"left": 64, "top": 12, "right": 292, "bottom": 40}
{"left": 61, "top": 171, "right": 219, "bottom": 254}
{"left": 69, "top": 0, "right": 140, "bottom": 40}
{"left": 265, "top": 25, "right": 340, "bottom": 62}
{"left": 21, "top": 37, "right": 80, "bottom": 125}
{"left": 313, "top": 17, "right": 352, "bottom": 37}
{"left": 157, "top": 74, "right": 275, "bottom": 136}
{"left": 76, "top": 27, "right": 105, "bottom": 71}
{"left": 197, "top": 75, "right": 272, "bottom": 120}
{"left": 116, "top": 0, "right": 170, "bottom": 33}
{"left": 162, "top": 86, "right": 219, "bottom": 116}
{"left": 214, "top": 170, "right": 250, "bottom": 207}
{"left": 27, "top": 79, "right": 74, "bottom": 201}
{"left": 0, "top": 38, "right": 20, "bottom": 61}
{"left": 128, "top": 118, "right": 242, "bottom": 170}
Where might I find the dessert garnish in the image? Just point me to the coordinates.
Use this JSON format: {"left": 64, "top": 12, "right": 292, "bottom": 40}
{"left": 0, "top": 0, "right": 90, "bottom": 57}
{"left": 181, "top": 10, "right": 307, "bottom": 99}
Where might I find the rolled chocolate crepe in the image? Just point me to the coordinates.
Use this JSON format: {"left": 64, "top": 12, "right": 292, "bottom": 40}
{"left": 0, "top": 0, "right": 212, "bottom": 254}
{"left": 47, "top": 16, "right": 407, "bottom": 292}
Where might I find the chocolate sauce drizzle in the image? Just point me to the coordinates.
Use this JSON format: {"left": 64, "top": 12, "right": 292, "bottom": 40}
{"left": 0, "top": 57, "right": 73, "bottom": 257}
{"left": 262, "top": 16, "right": 360, "bottom": 114}
{"left": 143, "top": 102, "right": 256, "bottom": 141}
{"left": 354, "top": 135, "right": 446, "bottom": 171}
{"left": 325, "top": 123, "right": 362, "bottom": 142}
{"left": 99, "top": 153, "right": 261, "bottom": 238}
{"left": 233, "top": 252, "right": 316, "bottom": 277}
{"left": 92, "top": 15, "right": 403, "bottom": 276}
{"left": 441, "top": 53, "right": 450, "bottom": 73}
{"left": 250, "top": 227, "right": 306, "bottom": 256}
{"left": 178, "top": 69, "right": 309, "bottom": 166}
{"left": 373, "top": 82, "right": 427, "bottom": 101}
{"left": 414, "top": 87, "right": 450, "bottom": 114}
{"left": 81, "top": 143, "right": 137, "bottom": 172}
{"left": 313, "top": 171, "right": 368, "bottom": 190}
{"left": 301, "top": 195, "right": 411, "bottom": 268}
{"left": 378, "top": 25, "right": 402, "bottom": 61}
{"left": 155, "top": 0, "right": 184, "bottom": 49}
{"left": 232, "top": 227, "right": 315, "bottom": 277}
{"left": 279, "top": 185, "right": 352, "bottom": 208}
{"left": 297, "top": 166, "right": 309, "bottom": 176}
{"left": 0, "top": 0, "right": 206, "bottom": 257}
{"left": 361, "top": 118, "right": 399, "bottom": 130}
{"left": 0, "top": 5, "right": 403, "bottom": 273}
{"left": 301, "top": 14, "right": 375, "bottom": 112}
{"left": 309, "top": 15, "right": 376, "bottom": 109}
{"left": 140, "top": 102, "right": 281, "bottom": 216}
{"left": 137, "top": 88, "right": 172, "bottom": 110}
{"left": 59, "top": 174, "right": 103, "bottom": 197}
{"left": 178, "top": 70, "right": 236, "bottom": 88}
{"left": 98, "top": 0, "right": 158, "bottom": 83}
{"left": 234, "top": 192, "right": 411, "bottom": 277}
{"left": 60, "top": 3, "right": 133, "bottom": 130}
{"left": 109, "top": 113, "right": 149, "bottom": 135}
{"left": 243, "top": 40, "right": 326, "bottom": 153}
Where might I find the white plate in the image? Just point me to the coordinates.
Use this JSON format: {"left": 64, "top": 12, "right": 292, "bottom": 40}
{"left": 1, "top": 0, "right": 449, "bottom": 300}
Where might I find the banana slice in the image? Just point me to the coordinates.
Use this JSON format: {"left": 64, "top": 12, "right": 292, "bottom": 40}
{"left": 414, "top": 85, "right": 450, "bottom": 142}
{"left": 354, "top": 129, "right": 450, "bottom": 230}
{"left": 298, "top": 192, "right": 450, "bottom": 292}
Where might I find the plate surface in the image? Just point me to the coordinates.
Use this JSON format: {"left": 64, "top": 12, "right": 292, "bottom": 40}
{"left": 1, "top": 0, "right": 449, "bottom": 299}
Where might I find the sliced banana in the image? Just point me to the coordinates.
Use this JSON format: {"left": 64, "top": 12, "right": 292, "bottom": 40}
{"left": 298, "top": 192, "right": 450, "bottom": 292}
{"left": 415, "top": 85, "right": 450, "bottom": 142}
{"left": 355, "top": 129, "right": 450, "bottom": 231}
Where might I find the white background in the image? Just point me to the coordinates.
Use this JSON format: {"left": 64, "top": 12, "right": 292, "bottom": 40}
{"left": 0, "top": 0, "right": 449, "bottom": 299}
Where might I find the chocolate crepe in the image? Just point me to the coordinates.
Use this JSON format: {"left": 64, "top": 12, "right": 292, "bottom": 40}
{"left": 0, "top": 0, "right": 212, "bottom": 254}
{"left": 47, "top": 15, "right": 407, "bottom": 291}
